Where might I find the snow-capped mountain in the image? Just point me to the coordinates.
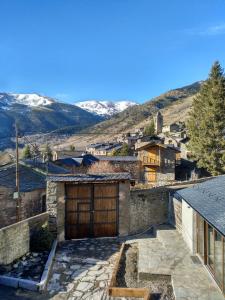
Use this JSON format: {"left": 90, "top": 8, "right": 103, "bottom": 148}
{"left": 0, "top": 93, "right": 55, "bottom": 109}
{"left": 0, "top": 93, "right": 103, "bottom": 150}
{"left": 75, "top": 100, "right": 138, "bottom": 117}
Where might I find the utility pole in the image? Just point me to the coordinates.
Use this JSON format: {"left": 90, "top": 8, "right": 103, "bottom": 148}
{"left": 15, "top": 123, "right": 20, "bottom": 222}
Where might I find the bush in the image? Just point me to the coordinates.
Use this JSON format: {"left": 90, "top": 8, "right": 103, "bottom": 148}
{"left": 30, "top": 225, "right": 53, "bottom": 252}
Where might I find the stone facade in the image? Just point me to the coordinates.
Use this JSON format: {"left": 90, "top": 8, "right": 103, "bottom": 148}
{"left": 129, "top": 187, "right": 169, "bottom": 234}
{"left": 46, "top": 181, "right": 65, "bottom": 241}
{"left": 0, "top": 186, "right": 46, "bottom": 229}
{"left": 118, "top": 182, "right": 130, "bottom": 236}
{"left": 46, "top": 180, "right": 130, "bottom": 240}
{"left": 0, "top": 212, "right": 48, "bottom": 265}
{"left": 156, "top": 147, "right": 176, "bottom": 184}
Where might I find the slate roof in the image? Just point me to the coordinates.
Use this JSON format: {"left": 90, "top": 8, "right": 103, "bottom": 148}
{"left": 22, "top": 159, "right": 70, "bottom": 174}
{"left": 96, "top": 156, "right": 138, "bottom": 162}
{"left": 0, "top": 164, "right": 46, "bottom": 192}
{"left": 55, "top": 154, "right": 98, "bottom": 167}
{"left": 47, "top": 172, "right": 132, "bottom": 182}
{"left": 176, "top": 175, "right": 225, "bottom": 236}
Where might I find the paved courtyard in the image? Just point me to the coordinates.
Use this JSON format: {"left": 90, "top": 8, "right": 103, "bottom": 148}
{"left": 47, "top": 238, "right": 122, "bottom": 300}
{"left": 138, "top": 226, "right": 224, "bottom": 300}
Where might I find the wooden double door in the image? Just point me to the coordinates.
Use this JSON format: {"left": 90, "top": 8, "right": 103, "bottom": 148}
{"left": 65, "top": 183, "right": 118, "bottom": 239}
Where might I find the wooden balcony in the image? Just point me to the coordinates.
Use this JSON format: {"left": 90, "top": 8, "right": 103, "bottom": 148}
{"left": 141, "top": 156, "right": 160, "bottom": 166}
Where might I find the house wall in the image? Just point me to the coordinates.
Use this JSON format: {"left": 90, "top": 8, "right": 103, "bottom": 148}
{"left": 157, "top": 148, "right": 176, "bottom": 184}
{"left": 0, "top": 212, "right": 48, "bottom": 265}
{"left": 0, "top": 186, "right": 46, "bottom": 229}
{"left": 129, "top": 187, "right": 169, "bottom": 234}
{"left": 46, "top": 181, "right": 65, "bottom": 241}
{"left": 182, "top": 200, "right": 197, "bottom": 253}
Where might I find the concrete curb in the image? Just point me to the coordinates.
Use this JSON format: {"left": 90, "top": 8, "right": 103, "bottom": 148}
{"left": 0, "top": 240, "right": 57, "bottom": 292}
{"left": 39, "top": 239, "right": 57, "bottom": 292}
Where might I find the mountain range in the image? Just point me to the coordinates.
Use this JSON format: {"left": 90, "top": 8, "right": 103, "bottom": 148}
{"left": 57, "top": 81, "right": 203, "bottom": 150}
{"left": 0, "top": 93, "right": 102, "bottom": 146}
{"left": 75, "top": 100, "right": 137, "bottom": 117}
{"left": 0, "top": 81, "right": 202, "bottom": 150}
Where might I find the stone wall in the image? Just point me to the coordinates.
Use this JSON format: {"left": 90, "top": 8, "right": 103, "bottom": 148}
{"left": 0, "top": 212, "right": 48, "bottom": 265}
{"left": 118, "top": 182, "right": 130, "bottom": 236}
{"left": 129, "top": 187, "right": 169, "bottom": 234}
{"left": 0, "top": 186, "right": 46, "bottom": 229}
{"left": 46, "top": 181, "right": 65, "bottom": 241}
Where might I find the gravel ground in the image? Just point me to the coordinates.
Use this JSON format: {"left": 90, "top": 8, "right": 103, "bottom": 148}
{"left": 116, "top": 243, "right": 175, "bottom": 300}
{"left": 0, "top": 251, "right": 49, "bottom": 281}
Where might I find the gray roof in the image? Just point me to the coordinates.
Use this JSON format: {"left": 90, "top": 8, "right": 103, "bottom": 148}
{"left": 22, "top": 159, "right": 70, "bottom": 174}
{"left": 0, "top": 164, "right": 46, "bottom": 192}
{"left": 176, "top": 175, "right": 225, "bottom": 236}
{"left": 96, "top": 156, "right": 138, "bottom": 162}
{"left": 47, "top": 172, "right": 131, "bottom": 182}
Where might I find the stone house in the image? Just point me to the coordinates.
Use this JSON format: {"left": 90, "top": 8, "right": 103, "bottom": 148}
{"left": 135, "top": 141, "right": 180, "bottom": 184}
{"left": 46, "top": 173, "right": 132, "bottom": 241}
{"left": 170, "top": 175, "right": 225, "bottom": 296}
{"left": 96, "top": 156, "right": 142, "bottom": 182}
{"left": 162, "top": 123, "right": 180, "bottom": 133}
{"left": 0, "top": 164, "right": 46, "bottom": 228}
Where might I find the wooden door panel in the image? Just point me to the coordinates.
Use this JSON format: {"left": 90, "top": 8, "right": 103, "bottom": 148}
{"left": 94, "top": 224, "right": 117, "bottom": 237}
{"left": 66, "top": 183, "right": 118, "bottom": 239}
{"left": 94, "top": 211, "right": 117, "bottom": 223}
{"left": 94, "top": 198, "right": 116, "bottom": 210}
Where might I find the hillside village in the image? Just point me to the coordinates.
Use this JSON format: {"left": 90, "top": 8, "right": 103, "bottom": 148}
{"left": 1, "top": 0, "right": 225, "bottom": 299}
{"left": 0, "top": 62, "right": 225, "bottom": 300}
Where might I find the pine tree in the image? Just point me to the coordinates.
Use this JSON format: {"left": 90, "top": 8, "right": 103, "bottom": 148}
{"left": 144, "top": 120, "right": 155, "bottom": 136}
{"left": 22, "top": 145, "right": 32, "bottom": 159}
{"left": 187, "top": 61, "right": 225, "bottom": 175}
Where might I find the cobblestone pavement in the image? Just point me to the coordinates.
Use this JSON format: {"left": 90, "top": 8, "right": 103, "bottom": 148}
{"left": 47, "top": 238, "right": 122, "bottom": 300}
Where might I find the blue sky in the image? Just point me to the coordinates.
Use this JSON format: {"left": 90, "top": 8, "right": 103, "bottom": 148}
{"left": 0, "top": 0, "right": 225, "bottom": 104}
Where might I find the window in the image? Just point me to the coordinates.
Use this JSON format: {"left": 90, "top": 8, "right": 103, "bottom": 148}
{"left": 196, "top": 213, "right": 225, "bottom": 295}
{"left": 214, "top": 230, "right": 223, "bottom": 286}
{"left": 207, "top": 224, "right": 214, "bottom": 270}
{"left": 197, "top": 214, "right": 204, "bottom": 261}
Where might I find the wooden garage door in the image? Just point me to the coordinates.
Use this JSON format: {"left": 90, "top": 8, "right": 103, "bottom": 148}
{"left": 65, "top": 183, "right": 118, "bottom": 239}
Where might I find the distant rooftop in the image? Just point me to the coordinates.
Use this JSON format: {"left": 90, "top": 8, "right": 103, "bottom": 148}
{"left": 96, "top": 156, "right": 138, "bottom": 162}
{"left": 176, "top": 175, "right": 225, "bottom": 236}
{"left": 87, "top": 142, "right": 122, "bottom": 151}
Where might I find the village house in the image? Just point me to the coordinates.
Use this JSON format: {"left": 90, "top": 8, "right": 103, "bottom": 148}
{"left": 135, "top": 141, "right": 180, "bottom": 184}
{"left": 52, "top": 149, "right": 84, "bottom": 161}
{"left": 46, "top": 173, "right": 133, "bottom": 240}
{"left": 171, "top": 175, "right": 225, "bottom": 296}
{"left": 86, "top": 142, "right": 123, "bottom": 156}
{"left": 0, "top": 164, "right": 46, "bottom": 228}
{"left": 96, "top": 155, "right": 142, "bottom": 182}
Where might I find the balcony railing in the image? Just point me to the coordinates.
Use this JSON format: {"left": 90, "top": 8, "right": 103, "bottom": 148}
{"left": 141, "top": 156, "right": 160, "bottom": 166}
